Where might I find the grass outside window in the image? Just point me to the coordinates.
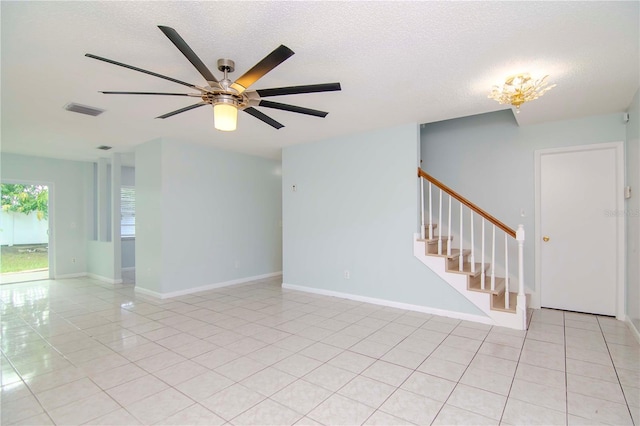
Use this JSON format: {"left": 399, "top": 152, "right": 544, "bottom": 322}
{"left": 1, "top": 244, "right": 48, "bottom": 273}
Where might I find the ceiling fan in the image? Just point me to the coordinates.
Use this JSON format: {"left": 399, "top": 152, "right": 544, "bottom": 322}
{"left": 85, "top": 25, "right": 341, "bottom": 131}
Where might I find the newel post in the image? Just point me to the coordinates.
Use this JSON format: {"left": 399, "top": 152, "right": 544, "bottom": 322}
{"left": 420, "top": 178, "right": 425, "bottom": 239}
{"left": 516, "top": 224, "right": 527, "bottom": 329}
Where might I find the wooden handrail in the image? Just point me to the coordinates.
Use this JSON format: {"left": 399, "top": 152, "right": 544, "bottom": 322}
{"left": 418, "top": 168, "right": 516, "bottom": 238}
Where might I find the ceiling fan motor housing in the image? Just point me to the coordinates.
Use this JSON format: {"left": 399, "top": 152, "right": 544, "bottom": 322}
{"left": 217, "top": 58, "right": 235, "bottom": 73}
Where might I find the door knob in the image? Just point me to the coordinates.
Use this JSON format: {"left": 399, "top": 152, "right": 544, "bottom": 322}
{"left": 543, "top": 236, "right": 550, "bottom": 242}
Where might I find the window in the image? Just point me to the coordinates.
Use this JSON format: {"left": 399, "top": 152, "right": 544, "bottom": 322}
{"left": 121, "top": 186, "right": 135, "bottom": 237}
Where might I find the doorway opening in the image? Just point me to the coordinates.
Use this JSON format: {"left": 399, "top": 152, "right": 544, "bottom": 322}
{"left": 0, "top": 183, "right": 50, "bottom": 284}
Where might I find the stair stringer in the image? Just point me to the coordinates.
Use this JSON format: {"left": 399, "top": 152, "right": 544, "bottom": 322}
{"left": 413, "top": 234, "right": 525, "bottom": 330}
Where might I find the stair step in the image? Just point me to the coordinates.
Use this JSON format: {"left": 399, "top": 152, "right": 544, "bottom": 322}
{"left": 422, "top": 223, "right": 438, "bottom": 236}
{"left": 446, "top": 262, "right": 486, "bottom": 277}
{"left": 426, "top": 235, "right": 452, "bottom": 244}
{"left": 468, "top": 275, "right": 506, "bottom": 295}
{"left": 491, "top": 291, "right": 518, "bottom": 313}
{"left": 424, "top": 236, "right": 453, "bottom": 255}
{"left": 442, "top": 248, "right": 471, "bottom": 262}
{"left": 425, "top": 246, "right": 464, "bottom": 262}
{"left": 416, "top": 235, "right": 451, "bottom": 244}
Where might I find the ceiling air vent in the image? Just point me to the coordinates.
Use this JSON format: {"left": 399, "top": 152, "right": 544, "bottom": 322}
{"left": 64, "top": 102, "right": 105, "bottom": 117}
{"left": 97, "top": 145, "right": 112, "bottom": 151}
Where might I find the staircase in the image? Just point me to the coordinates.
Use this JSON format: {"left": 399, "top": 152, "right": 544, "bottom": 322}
{"left": 416, "top": 169, "right": 528, "bottom": 330}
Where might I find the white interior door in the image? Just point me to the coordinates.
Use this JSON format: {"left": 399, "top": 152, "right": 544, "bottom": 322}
{"left": 539, "top": 144, "right": 621, "bottom": 316}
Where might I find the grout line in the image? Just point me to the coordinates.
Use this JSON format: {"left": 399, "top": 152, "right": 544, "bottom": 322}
{"left": 596, "top": 315, "right": 636, "bottom": 425}
{"left": 496, "top": 314, "right": 528, "bottom": 425}
{"left": 564, "top": 310, "right": 569, "bottom": 426}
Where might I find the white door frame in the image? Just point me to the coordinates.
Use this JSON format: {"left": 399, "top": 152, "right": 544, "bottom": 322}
{"left": 0, "top": 179, "right": 55, "bottom": 279}
{"left": 534, "top": 141, "right": 625, "bottom": 319}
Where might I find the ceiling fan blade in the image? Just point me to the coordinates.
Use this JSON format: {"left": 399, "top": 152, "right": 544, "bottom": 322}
{"left": 158, "top": 26, "right": 219, "bottom": 85}
{"left": 86, "top": 54, "right": 198, "bottom": 90}
{"left": 231, "top": 45, "right": 295, "bottom": 93}
{"left": 243, "top": 107, "right": 284, "bottom": 129}
{"left": 100, "top": 91, "right": 196, "bottom": 96}
{"left": 259, "top": 100, "right": 328, "bottom": 118}
{"left": 156, "top": 101, "right": 208, "bottom": 119}
{"left": 256, "top": 83, "right": 342, "bottom": 98}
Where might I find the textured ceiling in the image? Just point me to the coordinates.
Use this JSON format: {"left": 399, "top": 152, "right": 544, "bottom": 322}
{"left": 1, "top": 1, "right": 638, "bottom": 163}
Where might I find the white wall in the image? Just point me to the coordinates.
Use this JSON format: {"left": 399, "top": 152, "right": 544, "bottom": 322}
{"left": 626, "top": 90, "right": 640, "bottom": 332}
{"left": 0, "top": 211, "right": 48, "bottom": 245}
{"left": 135, "top": 138, "right": 282, "bottom": 296}
{"left": 282, "top": 123, "right": 484, "bottom": 316}
{"left": 421, "top": 111, "right": 628, "bottom": 297}
{"left": 1, "top": 154, "right": 89, "bottom": 277}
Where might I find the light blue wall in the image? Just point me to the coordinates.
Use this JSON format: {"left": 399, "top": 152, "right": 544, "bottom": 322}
{"left": 87, "top": 240, "right": 115, "bottom": 280}
{"left": 1, "top": 154, "right": 89, "bottom": 277}
{"left": 135, "top": 139, "right": 163, "bottom": 294}
{"left": 626, "top": 90, "right": 640, "bottom": 331}
{"left": 421, "top": 111, "right": 627, "bottom": 294}
{"left": 282, "top": 123, "right": 483, "bottom": 315}
{"left": 135, "top": 138, "right": 282, "bottom": 296}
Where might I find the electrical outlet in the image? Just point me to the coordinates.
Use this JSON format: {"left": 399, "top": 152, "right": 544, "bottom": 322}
{"left": 344, "top": 270, "right": 350, "bottom": 279}
{"left": 72, "top": 258, "right": 76, "bottom": 263}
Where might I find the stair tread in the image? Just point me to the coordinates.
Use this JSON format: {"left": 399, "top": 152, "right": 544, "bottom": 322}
{"left": 491, "top": 291, "right": 518, "bottom": 313}
{"left": 426, "top": 236, "right": 453, "bottom": 243}
{"left": 417, "top": 235, "right": 451, "bottom": 243}
{"left": 428, "top": 248, "right": 469, "bottom": 259}
{"left": 445, "top": 262, "right": 486, "bottom": 277}
{"left": 468, "top": 276, "right": 507, "bottom": 295}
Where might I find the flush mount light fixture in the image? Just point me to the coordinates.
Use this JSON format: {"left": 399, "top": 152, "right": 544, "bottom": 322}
{"left": 488, "top": 73, "right": 556, "bottom": 113}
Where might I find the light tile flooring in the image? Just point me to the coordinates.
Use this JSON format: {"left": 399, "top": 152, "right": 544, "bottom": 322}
{"left": 1, "top": 276, "right": 638, "bottom": 426}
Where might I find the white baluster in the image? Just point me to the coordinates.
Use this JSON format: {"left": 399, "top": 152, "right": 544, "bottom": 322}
{"left": 447, "top": 196, "right": 452, "bottom": 256}
{"left": 470, "top": 210, "right": 475, "bottom": 273}
{"left": 459, "top": 203, "right": 463, "bottom": 271}
{"left": 438, "top": 189, "right": 443, "bottom": 255}
{"left": 505, "top": 233, "right": 510, "bottom": 309}
{"left": 516, "top": 225, "right": 526, "bottom": 329}
{"left": 491, "top": 225, "right": 496, "bottom": 292}
{"left": 428, "top": 183, "right": 433, "bottom": 240}
{"left": 481, "top": 219, "right": 485, "bottom": 290}
{"left": 420, "top": 179, "right": 425, "bottom": 239}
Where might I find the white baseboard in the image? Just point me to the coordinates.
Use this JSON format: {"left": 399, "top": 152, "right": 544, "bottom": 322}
{"left": 54, "top": 272, "right": 87, "bottom": 279}
{"left": 625, "top": 315, "right": 640, "bottom": 344}
{"left": 121, "top": 267, "right": 135, "bottom": 272}
{"left": 135, "top": 271, "right": 283, "bottom": 299}
{"left": 87, "top": 273, "right": 123, "bottom": 285}
{"left": 282, "top": 283, "right": 493, "bottom": 325}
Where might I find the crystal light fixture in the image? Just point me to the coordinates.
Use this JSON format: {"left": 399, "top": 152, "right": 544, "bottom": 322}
{"left": 488, "top": 73, "right": 556, "bottom": 113}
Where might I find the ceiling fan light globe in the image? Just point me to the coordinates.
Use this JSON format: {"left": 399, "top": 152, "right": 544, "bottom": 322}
{"left": 214, "top": 103, "right": 237, "bottom": 131}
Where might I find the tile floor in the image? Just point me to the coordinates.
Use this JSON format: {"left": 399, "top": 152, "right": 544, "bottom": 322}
{"left": 0, "top": 276, "right": 638, "bottom": 425}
